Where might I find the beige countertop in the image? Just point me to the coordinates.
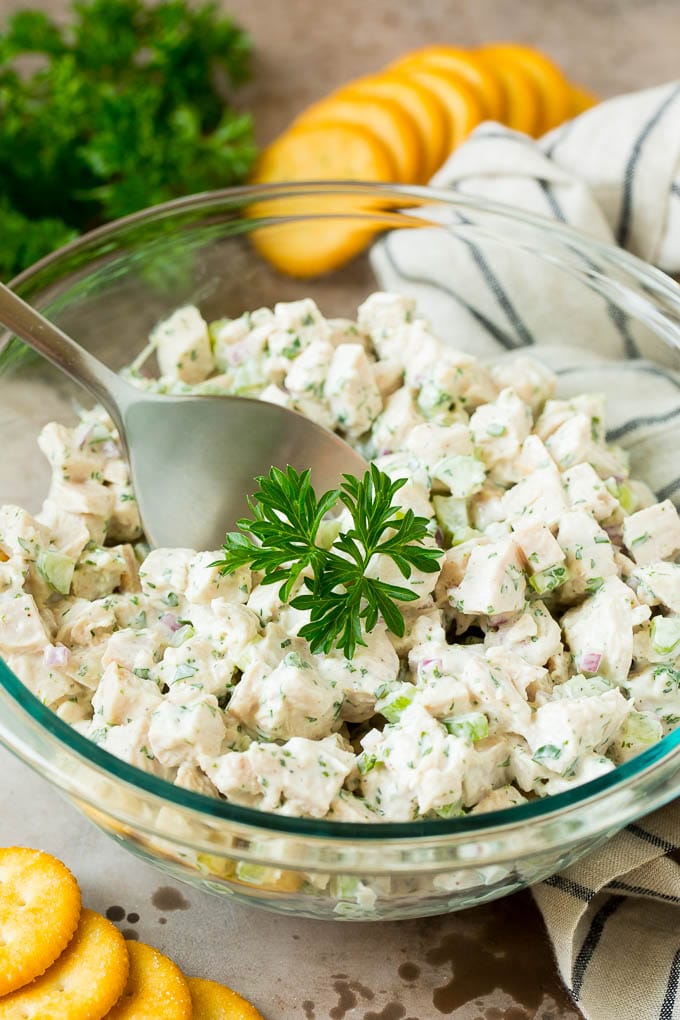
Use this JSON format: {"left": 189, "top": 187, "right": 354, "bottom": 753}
{"left": 2, "top": 1, "right": 677, "bottom": 1017}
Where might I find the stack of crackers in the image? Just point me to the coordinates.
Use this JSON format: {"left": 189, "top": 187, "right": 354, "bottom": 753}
{"left": 0, "top": 847, "right": 263, "bottom": 1019}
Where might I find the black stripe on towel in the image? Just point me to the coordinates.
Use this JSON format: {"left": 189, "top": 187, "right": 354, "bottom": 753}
{"left": 617, "top": 84, "right": 680, "bottom": 248}
{"left": 542, "top": 117, "right": 578, "bottom": 159}
{"left": 572, "top": 895, "right": 625, "bottom": 998}
{"left": 555, "top": 361, "right": 680, "bottom": 391}
{"left": 382, "top": 238, "right": 520, "bottom": 351}
{"left": 605, "top": 405, "right": 680, "bottom": 443}
{"left": 628, "top": 823, "right": 679, "bottom": 855}
{"left": 672, "top": 181, "right": 680, "bottom": 199}
{"left": 656, "top": 476, "right": 680, "bottom": 502}
{"left": 537, "top": 180, "right": 640, "bottom": 358}
{"left": 456, "top": 213, "right": 536, "bottom": 347}
{"left": 660, "top": 949, "right": 680, "bottom": 1020}
{"left": 609, "top": 880, "right": 680, "bottom": 906}
{"left": 544, "top": 874, "right": 595, "bottom": 902}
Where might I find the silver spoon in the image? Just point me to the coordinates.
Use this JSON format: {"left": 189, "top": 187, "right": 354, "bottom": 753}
{"left": 0, "top": 282, "right": 367, "bottom": 550}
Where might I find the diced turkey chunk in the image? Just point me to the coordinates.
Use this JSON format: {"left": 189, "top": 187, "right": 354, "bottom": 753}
{"left": 527, "top": 688, "right": 631, "bottom": 774}
{"left": 0, "top": 505, "right": 49, "bottom": 560}
{"left": 452, "top": 537, "right": 526, "bottom": 616}
{"left": 0, "top": 594, "right": 51, "bottom": 653}
{"left": 502, "top": 466, "right": 568, "bottom": 528}
{"left": 633, "top": 562, "right": 680, "bottom": 613}
{"left": 71, "top": 545, "right": 135, "bottom": 600}
{"left": 512, "top": 522, "right": 565, "bottom": 574}
{"left": 284, "top": 340, "right": 334, "bottom": 400}
{"left": 229, "top": 652, "right": 342, "bottom": 741}
{"left": 359, "top": 704, "right": 506, "bottom": 819}
{"left": 372, "top": 387, "right": 425, "bottom": 454}
{"left": 417, "top": 351, "right": 498, "bottom": 418}
{"left": 152, "top": 305, "right": 213, "bottom": 384}
{"left": 484, "top": 600, "right": 562, "bottom": 668}
{"left": 372, "top": 359, "right": 403, "bottom": 398}
{"left": 469, "top": 389, "right": 533, "bottom": 468}
{"left": 561, "top": 577, "right": 635, "bottom": 685}
{"left": 148, "top": 689, "right": 226, "bottom": 767}
{"left": 325, "top": 344, "right": 383, "bottom": 438}
{"left": 47, "top": 477, "right": 113, "bottom": 520}
{"left": 563, "top": 463, "right": 620, "bottom": 521}
{"left": 185, "top": 551, "right": 251, "bottom": 605}
{"left": 404, "top": 422, "right": 473, "bottom": 479}
{"left": 622, "top": 500, "right": 680, "bottom": 566}
{"left": 91, "top": 662, "right": 161, "bottom": 726}
{"left": 489, "top": 356, "right": 556, "bottom": 415}
{"left": 139, "top": 548, "right": 195, "bottom": 599}
{"left": 556, "top": 511, "right": 617, "bottom": 601}
{"left": 471, "top": 785, "right": 528, "bottom": 814}
{"left": 37, "top": 501, "right": 91, "bottom": 559}
{"left": 38, "top": 422, "right": 103, "bottom": 484}
{"left": 273, "top": 298, "right": 330, "bottom": 342}
{"left": 357, "top": 292, "right": 416, "bottom": 350}
{"left": 202, "top": 734, "right": 355, "bottom": 817}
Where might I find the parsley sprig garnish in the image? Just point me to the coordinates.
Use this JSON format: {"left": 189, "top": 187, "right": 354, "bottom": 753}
{"left": 215, "top": 465, "right": 442, "bottom": 659}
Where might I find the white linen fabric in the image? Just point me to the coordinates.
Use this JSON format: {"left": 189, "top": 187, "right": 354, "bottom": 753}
{"left": 370, "top": 82, "right": 680, "bottom": 1020}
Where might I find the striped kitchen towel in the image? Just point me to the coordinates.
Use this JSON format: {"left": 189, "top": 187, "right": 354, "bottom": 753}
{"left": 371, "top": 82, "right": 680, "bottom": 1020}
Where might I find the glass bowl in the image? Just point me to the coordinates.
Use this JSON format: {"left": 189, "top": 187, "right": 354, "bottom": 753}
{"left": 1, "top": 183, "right": 680, "bottom": 921}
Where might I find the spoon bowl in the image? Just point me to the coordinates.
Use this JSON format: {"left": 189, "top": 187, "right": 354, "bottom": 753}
{"left": 0, "top": 281, "right": 366, "bottom": 549}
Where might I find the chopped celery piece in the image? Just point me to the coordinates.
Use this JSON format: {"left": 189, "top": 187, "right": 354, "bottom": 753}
{"left": 615, "top": 711, "right": 663, "bottom": 755}
{"left": 650, "top": 616, "right": 680, "bottom": 655}
{"left": 331, "top": 875, "right": 363, "bottom": 900}
{"left": 231, "top": 361, "right": 266, "bottom": 396}
{"left": 234, "top": 637, "right": 263, "bottom": 672}
{"left": 433, "top": 455, "right": 486, "bottom": 499}
{"left": 168, "top": 623, "right": 194, "bottom": 647}
{"left": 357, "top": 753, "right": 379, "bottom": 775}
{"left": 532, "top": 743, "right": 562, "bottom": 764}
{"left": 434, "top": 803, "right": 466, "bottom": 819}
{"left": 552, "top": 674, "right": 612, "bottom": 699}
{"left": 235, "top": 861, "right": 270, "bottom": 885}
{"left": 528, "top": 564, "right": 568, "bottom": 595}
{"left": 37, "top": 549, "right": 75, "bottom": 595}
{"left": 376, "top": 682, "right": 416, "bottom": 723}
{"left": 433, "top": 494, "right": 478, "bottom": 546}
{"left": 443, "top": 711, "right": 489, "bottom": 743}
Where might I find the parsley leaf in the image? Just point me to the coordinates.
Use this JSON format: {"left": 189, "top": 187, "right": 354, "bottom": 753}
{"left": 215, "top": 465, "right": 442, "bottom": 659}
{"left": 0, "top": 0, "right": 256, "bottom": 278}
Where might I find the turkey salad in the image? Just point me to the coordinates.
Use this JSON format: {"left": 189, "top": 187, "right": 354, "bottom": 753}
{"left": 1, "top": 292, "right": 679, "bottom": 822}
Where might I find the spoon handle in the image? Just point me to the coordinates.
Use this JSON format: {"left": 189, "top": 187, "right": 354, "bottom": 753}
{"left": 0, "top": 281, "right": 129, "bottom": 424}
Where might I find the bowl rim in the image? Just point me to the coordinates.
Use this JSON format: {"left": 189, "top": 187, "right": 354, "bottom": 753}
{"left": 2, "top": 180, "right": 680, "bottom": 843}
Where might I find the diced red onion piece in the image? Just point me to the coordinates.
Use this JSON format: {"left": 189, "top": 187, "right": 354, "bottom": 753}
{"left": 76, "top": 424, "right": 94, "bottom": 450}
{"left": 44, "top": 644, "right": 70, "bottom": 667}
{"left": 161, "top": 613, "right": 181, "bottom": 632}
{"left": 580, "top": 651, "right": 602, "bottom": 673}
{"left": 421, "top": 657, "right": 442, "bottom": 671}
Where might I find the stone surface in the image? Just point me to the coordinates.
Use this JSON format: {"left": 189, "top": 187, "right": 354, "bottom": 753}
{"left": 2, "top": 0, "right": 676, "bottom": 1016}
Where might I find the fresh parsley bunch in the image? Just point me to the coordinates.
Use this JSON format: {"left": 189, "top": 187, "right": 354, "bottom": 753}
{"left": 0, "top": 0, "right": 256, "bottom": 278}
{"left": 216, "top": 465, "right": 443, "bottom": 659}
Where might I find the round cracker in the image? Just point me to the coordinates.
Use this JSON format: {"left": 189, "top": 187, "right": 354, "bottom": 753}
{"left": 105, "top": 941, "right": 192, "bottom": 1019}
{"left": 0, "top": 846, "right": 81, "bottom": 996}
{"left": 188, "top": 976, "right": 265, "bottom": 1020}
{"left": 0, "top": 908, "right": 128, "bottom": 1019}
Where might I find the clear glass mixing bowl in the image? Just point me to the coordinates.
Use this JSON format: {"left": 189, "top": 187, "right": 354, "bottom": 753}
{"left": 1, "top": 183, "right": 679, "bottom": 921}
